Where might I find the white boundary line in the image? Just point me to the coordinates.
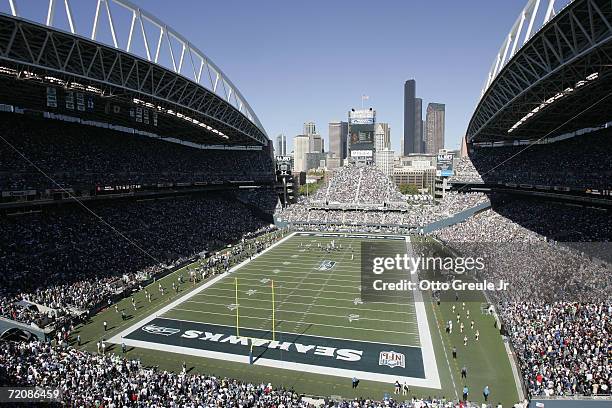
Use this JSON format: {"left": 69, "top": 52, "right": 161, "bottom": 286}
{"left": 109, "top": 232, "right": 442, "bottom": 389}
{"left": 117, "top": 337, "right": 438, "bottom": 388}
{"left": 405, "top": 236, "right": 442, "bottom": 389}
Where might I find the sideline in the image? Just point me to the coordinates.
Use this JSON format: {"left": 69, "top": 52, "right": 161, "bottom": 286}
{"left": 405, "top": 236, "right": 442, "bottom": 389}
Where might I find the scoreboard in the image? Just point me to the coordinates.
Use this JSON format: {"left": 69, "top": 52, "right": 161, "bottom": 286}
{"left": 275, "top": 156, "right": 293, "bottom": 176}
{"left": 436, "top": 153, "right": 454, "bottom": 177}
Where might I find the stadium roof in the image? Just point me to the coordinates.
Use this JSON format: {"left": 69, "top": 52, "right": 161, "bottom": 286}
{"left": 0, "top": 0, "right": 269, "bottom": 146}
{"left": 467, "top": 0, "right": 612, "bottom": 143}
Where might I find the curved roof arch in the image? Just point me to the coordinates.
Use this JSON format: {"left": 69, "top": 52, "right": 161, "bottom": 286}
{"left": 467, "top": 0, "right": 612, "bottom": 143}
{"left": 2, "top": 0, "right": 267, "bottom": 138}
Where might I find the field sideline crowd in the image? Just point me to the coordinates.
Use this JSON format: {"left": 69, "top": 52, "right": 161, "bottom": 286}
{"left": 433, "top": 199, "right": 611, "bottom": 398}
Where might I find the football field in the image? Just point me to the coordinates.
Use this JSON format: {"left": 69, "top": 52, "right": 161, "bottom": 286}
{"left": 110, "top": 232, "right": 441, "bottom": 388}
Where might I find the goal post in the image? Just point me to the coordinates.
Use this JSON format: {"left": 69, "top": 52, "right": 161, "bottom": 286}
{"left": 235, "top": 277, "right": 240, "bottom": 337}
{"left": 271, "top": 279, "right": 275, "bottom": 341}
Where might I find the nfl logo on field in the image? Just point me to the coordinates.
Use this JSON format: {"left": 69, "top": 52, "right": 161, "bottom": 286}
{"left": 379, "top": 351, "right": 405, "bottom": 368}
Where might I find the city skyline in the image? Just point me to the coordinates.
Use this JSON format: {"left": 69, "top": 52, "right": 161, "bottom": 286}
{"left": 99, "top": 0, "right": 523, "bottom": 155}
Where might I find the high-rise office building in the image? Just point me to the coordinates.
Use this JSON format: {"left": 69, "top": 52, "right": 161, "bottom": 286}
{"left": 375, "top": 148, "right": 394, "bottom": 178}
{"left": 309, "top": 133, "right": 323, "bottom": 153}
{"left": 403, "top": 80, "right": 416, "bottom": 156}
{"left": 303, "top": 121, "right": 316, "bottom": 135}
{"left": 421, "top": 119, "right": 425, "bottom": 151}
{"left": 329, "top": 121, "right": 348, "bottom": 159}
{"left": 374, "top": 122, "right": 391, "bottom": 151}
{"left": 425, "top": 103, "right": 445, "bottom": 153}
{"left": 415, "top": 98, "right": 423, "bottom": 153}
{"left": 275, "top": 134, "right": 287, "bottom": 156}
{"left": 293, "top": 134, "right": 310, "bottom": 173}
{"left": 460, "top": 135, "right": 468, "bottom": 158}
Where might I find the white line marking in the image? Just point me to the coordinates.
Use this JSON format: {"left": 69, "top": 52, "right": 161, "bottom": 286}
{"left": 406, "top": 236, "right": 442, "bottom": 389}
{"left": 168, "top": 308, "right": 419, "bottom": 335}
{"left": 432, "top": 296, "right": 459, "bottom": 400}
{"left": 176, "top": 301, "right": 417, "bottom": 324}
{"left": 204, "top": 283, "right": 413, "bottom": 298}
{"left": 117, "top": 337, "right": 437, "bottom": 388}
{"left": 195, "top": 285, "right": 417, "bottom": 307}
{"left": 183, "top": 298, "right": 416, "bottom": 316}
{"left": 151, "top": 316, "right": 420, "bottom": 349}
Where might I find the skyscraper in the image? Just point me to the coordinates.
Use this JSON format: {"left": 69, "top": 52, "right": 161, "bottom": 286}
{"left": 374, "top": 122, "right": 391, "bottom": 151}
{"left": 425, "top": 103, "right": 445, "bottom": 153}
{"left": 375, "top": 148, "right": 394, "bottom": 178}
{"left": 403, "top": 80, "right": 416, "bottom": 156}
{"left": 460, "top": 134, "right": 468, "bottom": 158}
{"left": 309, "top": 133, "right": 323, "bottom": 153}
{"left": 329, "top": 121, "right": 348, "bottom": 159}
{"left": 303, "top": 121, "right": 316, "bottom": 135}
{"left": 275, "top": 134, "right": 287, "bottom": 156}
{"left": 293, "top": 134, "right": 310, "bottom": 172}
{"left": 421, "top": 119, "right": 425, "bottom": 152}
{"left": 415, "top": 98, "right": 423, "bottom": 153}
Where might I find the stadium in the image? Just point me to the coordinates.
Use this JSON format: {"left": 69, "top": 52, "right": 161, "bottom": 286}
{"left": 0, "top": 0, "right": 609, "bottom": 407}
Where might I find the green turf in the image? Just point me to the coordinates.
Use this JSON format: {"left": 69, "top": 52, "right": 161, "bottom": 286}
{"left": 72, "top": 231, "right": 520, "bottom": 406}
{"left": 165, "top": 235, "right": 419, "bottom": 346}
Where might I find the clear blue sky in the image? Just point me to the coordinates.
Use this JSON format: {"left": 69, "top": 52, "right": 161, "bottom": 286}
{"left": 12, "top": 0, "right": 527, "bottom": 153}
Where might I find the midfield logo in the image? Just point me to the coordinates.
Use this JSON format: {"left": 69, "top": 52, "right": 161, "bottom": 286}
{"left": 318, "top": 260, "right": 337, "bottom": 271}
{"left": 141, "top": 324, "right": 181, "bottom": 336}
{"left": 378, "top": 351, "right": 406, "bottom": 368}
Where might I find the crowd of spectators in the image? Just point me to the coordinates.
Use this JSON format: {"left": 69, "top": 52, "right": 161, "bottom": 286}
{"left": 279, "top": 191, "right": 488, "bottom": 228}
{"left": 0, "top": 114, "right": 274, "bottom": 192}
{"left": 0, "top": 339, "right": 524, "bottom": 407}
{"left": 0, "top": 194, "right": 269, "bottom": 328}
{"left": 0, "top": 340, "right": 303, "bottom": 407}
{"left": 278, "top": 164, "right": 489, "bottom": 228}
{"left": 448, "top": 158, "right": 483, "bottom": 184}
{"left": 309, "top": 166, "right": 404, "bottom": 205}
{"left": 469, "top": 126, "right": 612, "bottom": 190}
{"left": 433, "top": 199, "right": 611, "bottom": 397}
{"left": 234, "top": 187, "right": 279, "bottom": 215}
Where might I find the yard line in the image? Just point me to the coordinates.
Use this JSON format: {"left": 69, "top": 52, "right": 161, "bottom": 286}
{"left": 192, "top": 288, "right": 416, "bottom": 306}
{"left": 256, "top": 247, "right": 334, "bottom": 331}
{"left": 183, "top": 298, "right": 416, "bottom": 315}
{"left": 293, "top": 247, "right": 351, "bottom": 332}
{"left": 235, "top": 268, "right": 361, "bottom": 282}
{"left": 168, "top": 308, "right": 420, "bottom": 336}
{"left": 178, "top": 301, "right": 415, "bottom": 325}
{"left": 207, "top": 282, "right": 415, "bottom": 303}
{"left": 218, "top": 277, "right": 362, "bottom": 291}
{"left": 234, "top": 268, "right": 359, "bottom": 279}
